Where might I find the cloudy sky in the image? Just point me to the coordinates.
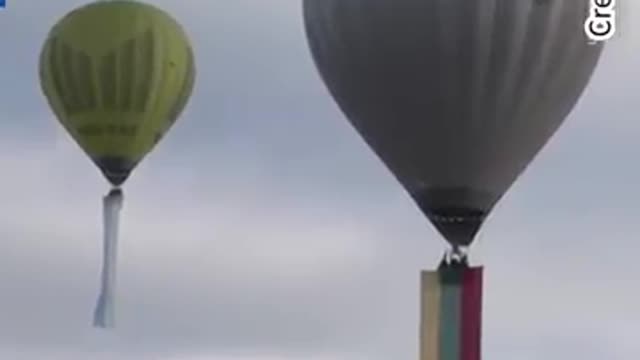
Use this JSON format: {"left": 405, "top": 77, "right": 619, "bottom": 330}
{"left": 0, "top": 1, "right": 638, "bottom": 359}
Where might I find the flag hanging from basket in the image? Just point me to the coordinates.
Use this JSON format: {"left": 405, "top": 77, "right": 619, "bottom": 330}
{"left": 420, "top": 263, "right": 483, "bottom": 360}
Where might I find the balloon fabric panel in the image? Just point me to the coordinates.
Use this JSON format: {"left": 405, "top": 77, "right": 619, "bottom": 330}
{"left": 303, "top": 0, "right": 603, "bottom": 245}
{"left": 39, "top": 1, "right": 195, "bottom": 185}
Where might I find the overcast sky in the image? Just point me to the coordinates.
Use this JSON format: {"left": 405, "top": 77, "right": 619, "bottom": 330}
{"left": 0, "top": 1, "right": 638, "bottom": 359}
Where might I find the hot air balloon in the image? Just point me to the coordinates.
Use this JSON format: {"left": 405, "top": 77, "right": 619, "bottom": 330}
{"left": 39, "top": 0, "right": 195, "bottom": 328}
{"left": 303, "top": 0, "right": 603, "bottom": 358}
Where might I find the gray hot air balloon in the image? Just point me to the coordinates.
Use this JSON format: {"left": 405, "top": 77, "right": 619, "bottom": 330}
{"left": 303, "top": 0, "right": 603, "bottom": 255}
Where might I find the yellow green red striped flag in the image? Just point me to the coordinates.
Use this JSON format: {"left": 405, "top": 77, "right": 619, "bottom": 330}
{"left": 420, "top": 266, "right": 483, "bottom": 360}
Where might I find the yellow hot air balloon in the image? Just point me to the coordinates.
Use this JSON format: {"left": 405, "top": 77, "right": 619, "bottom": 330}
{"left": 39, "top": 1, "right": 195, "bottom": 328}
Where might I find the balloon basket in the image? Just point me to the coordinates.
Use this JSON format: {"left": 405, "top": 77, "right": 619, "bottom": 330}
{"left": 419, "top": 257, "right": 483, "bottom": 360}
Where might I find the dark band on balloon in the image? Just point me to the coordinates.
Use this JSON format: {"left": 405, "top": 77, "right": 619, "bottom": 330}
{"left": 77, "top": 124, "right": 138, "bottom": 136}
{"left": 76, "top": 52, "right": 97, "bottom": 109}
{"left": 136, "top": 30, "right": 155, "bottom": 112}
{"left": 119, "top": 38, "right": 136, "bottom": 111}
{"left": 166, "top": 44, "right": 195, "bottom": 127}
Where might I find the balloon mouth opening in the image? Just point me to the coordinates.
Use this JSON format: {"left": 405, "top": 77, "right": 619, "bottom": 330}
{"left": 425, "top": 208, "right": 487, "bottom": 247}
{"left": 409, "top": 187, "right": 494, "bottom": 247}
{"left": 104, "top": 173, "right": 130, "bottom": 187}
{"left": 94, "top": 157, "right": 135, "bottom": 187}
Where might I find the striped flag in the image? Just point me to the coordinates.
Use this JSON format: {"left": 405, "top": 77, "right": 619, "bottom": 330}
{"left": 420, "top": 266, "right": 483, "bottom": 360}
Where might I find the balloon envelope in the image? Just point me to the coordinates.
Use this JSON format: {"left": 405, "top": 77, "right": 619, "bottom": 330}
{"left": 40, "top": 1, "right": 195, "bottom": 186}
{"left": 304, "top": 0, "right": 603, "bottom": 246}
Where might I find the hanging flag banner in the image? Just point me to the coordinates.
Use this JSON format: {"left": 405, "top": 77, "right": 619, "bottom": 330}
{"left": 419, "top": 264, "right": 483, "bottom": 360}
